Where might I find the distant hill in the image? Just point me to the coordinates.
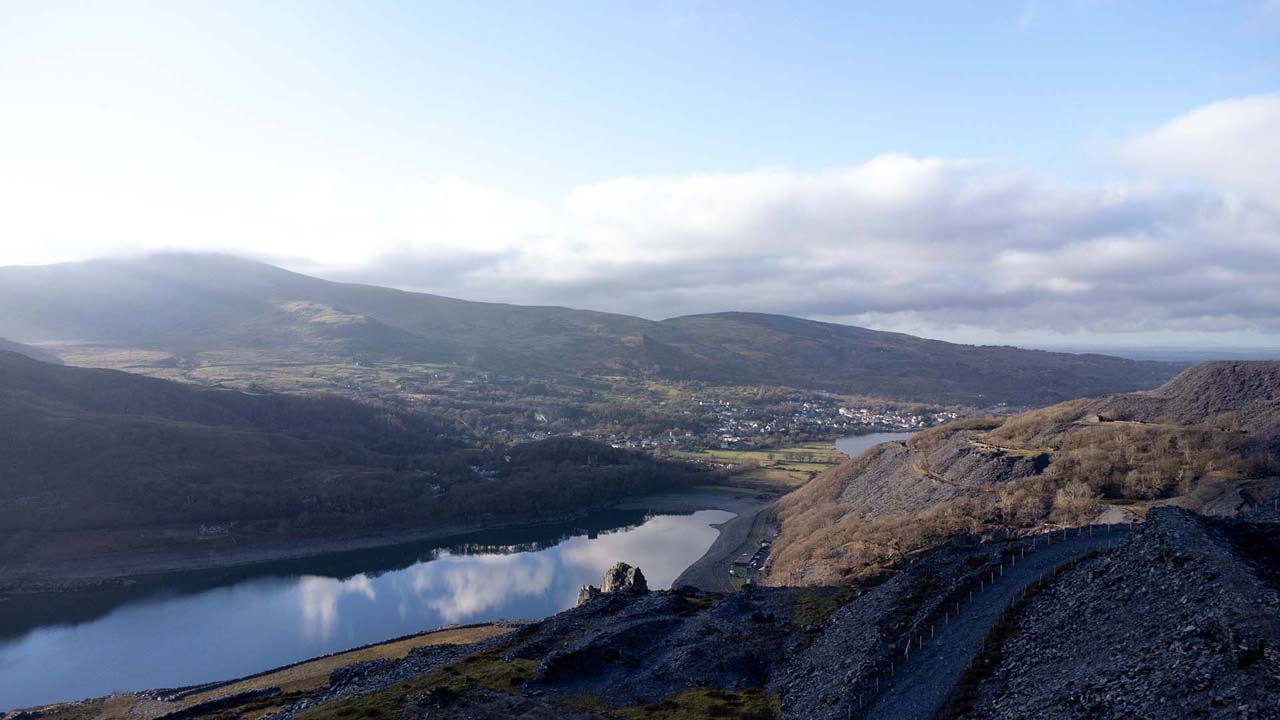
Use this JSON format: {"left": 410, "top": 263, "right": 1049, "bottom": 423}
{"left": 0, "top": 352, "right": 703, "bottom": 585}
{"left": 0, "top": 254, "right": 1178, "bottom": 405}
{"left": 0, "top": 337, "right": 62, "bottom": 364}
{"left": 766, "top": 361, "right": 1280, "bottom": 585}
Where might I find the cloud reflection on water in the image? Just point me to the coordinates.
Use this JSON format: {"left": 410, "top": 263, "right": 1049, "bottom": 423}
{"left": 392, "top": 551, "right": 558, "bottom": 624}
{"left": 297, "top": 574, "right": 376, "bottom": 641}
{"left": 0, "top": 510, "right": 735, "bottom": 710}
{"left": 385, "top": 509, "right": 734, "bottom": 625}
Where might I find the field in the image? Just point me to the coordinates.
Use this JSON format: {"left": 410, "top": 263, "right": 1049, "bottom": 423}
{"left": 675, "top": 442, "right": 842, "bottom": 489}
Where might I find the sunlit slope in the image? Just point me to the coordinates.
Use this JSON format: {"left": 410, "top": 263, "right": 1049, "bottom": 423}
{"left": 766, "top": 361, "right": 1280, "bottom": 585}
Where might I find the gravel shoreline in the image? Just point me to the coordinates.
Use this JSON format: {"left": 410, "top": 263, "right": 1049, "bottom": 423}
{"left": 616, "top": 487, "right": 781, "bottom": 593}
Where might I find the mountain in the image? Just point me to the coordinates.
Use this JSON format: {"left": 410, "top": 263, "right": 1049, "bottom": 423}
{"left": 765, "top": 361, "right": 1280, "bottom": 585}
{"left": 0, "top": 352, "right": 703, "bottom": 589}
{"left": 0, "top": 254, "right": 1178, "bottom": 406}
{"left": 0, "top": 337, "right": 62, "bottom": 364}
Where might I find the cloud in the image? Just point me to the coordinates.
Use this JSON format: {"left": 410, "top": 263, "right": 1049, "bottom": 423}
{"left": 1120, "top": 94, "right": 1280, "bottom": 210}
{"left": 328, "top": 147, "right": 1279, "bottom": 336}
{"left": 3, "top": 96, "right": 1278, "bottom": 340}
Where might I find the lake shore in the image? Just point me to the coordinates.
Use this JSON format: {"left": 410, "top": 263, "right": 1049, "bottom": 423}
{"left": 620, "top": 486, "right": 779, "bottom": 592}
{"left": 0, "top": 484, "right": 775, "bottom": 597}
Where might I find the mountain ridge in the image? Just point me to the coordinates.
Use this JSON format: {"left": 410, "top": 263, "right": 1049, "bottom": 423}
{"left": 0, "top": 253, "right": 1178, "bottom": 406}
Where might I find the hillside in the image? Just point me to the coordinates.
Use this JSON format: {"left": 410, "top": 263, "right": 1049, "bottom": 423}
{"left": 0, "top": 352, "right": 705, "bottom": 590}
{"left": 947, "top": 508, "right": 1280, "bottom": 720}
{"left": 766, "top": 361, "right": 1280, "bottom": 585}
{"left": 0, "top": 254, "right": 1178, "bottom": 406}
{"left": 0, "top": 337, "right": 62, "bottom": 364}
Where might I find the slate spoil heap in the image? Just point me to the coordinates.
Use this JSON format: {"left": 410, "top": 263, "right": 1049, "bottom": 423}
{"left": 953, "top": 507, "right": 1280, "bottom": 720}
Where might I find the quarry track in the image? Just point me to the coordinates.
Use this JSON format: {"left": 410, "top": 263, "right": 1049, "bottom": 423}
{"left": 861, "top": 525, "right": 1132, "bottom": 720}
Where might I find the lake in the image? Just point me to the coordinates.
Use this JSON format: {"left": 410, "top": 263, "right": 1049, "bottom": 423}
{"left": 835, "top": 431, "right": 917, "bottom": 458}
{"left": 0, "top": 508, "right": 734, "bottom": 710}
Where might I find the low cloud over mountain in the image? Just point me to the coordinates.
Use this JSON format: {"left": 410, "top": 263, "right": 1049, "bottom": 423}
{"left": 5, "top": 96, "right": 1278, "bottom": 340}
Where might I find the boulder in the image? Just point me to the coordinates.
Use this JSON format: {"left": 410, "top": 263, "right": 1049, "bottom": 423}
{"left": 601, "top": 562, "right": 647, "bottom": 594}
{"left": 575, "top": 562, "right": 648, "bottom": 607}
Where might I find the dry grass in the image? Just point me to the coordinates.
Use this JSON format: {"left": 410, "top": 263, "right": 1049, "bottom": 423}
{"left": 26, "top": 625, "right": 515, "bottom": 720}
{"left": 765, "top": 397, "right": 1268, "bottom": 586}
{"left": 183, "top": 625, "right": 513, "bottom": 701}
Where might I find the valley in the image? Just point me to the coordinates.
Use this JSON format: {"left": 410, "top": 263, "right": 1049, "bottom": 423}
{"left": 1, "top": 257, "right": 1275, "bottom": 719}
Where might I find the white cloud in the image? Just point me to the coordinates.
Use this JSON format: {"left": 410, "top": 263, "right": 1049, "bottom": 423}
{"left": 2, "top": 96, "right": 1278, "bottom": 339}
{"left": 1120, "top": 94, "right": 1280, "bottom": 210}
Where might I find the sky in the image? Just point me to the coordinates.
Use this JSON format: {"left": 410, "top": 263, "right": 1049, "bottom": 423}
{"left": 1, "top": 1, "right": 1278, "bottom": 349}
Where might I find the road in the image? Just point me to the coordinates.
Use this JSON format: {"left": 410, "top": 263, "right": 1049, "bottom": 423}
{"left": 861, "top": 525, "right": 1131, "bottom": 720}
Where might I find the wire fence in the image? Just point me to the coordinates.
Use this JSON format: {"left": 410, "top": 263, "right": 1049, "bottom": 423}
{"left": 845, "top": 522, "right": 1135, "bottom": 718}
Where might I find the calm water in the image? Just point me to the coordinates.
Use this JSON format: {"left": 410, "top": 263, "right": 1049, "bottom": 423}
{"left": 0, "top": 508, "right": 733, "bottom": 710}
{"left": 835, "top": 431, "right": 917, "bottom": 458}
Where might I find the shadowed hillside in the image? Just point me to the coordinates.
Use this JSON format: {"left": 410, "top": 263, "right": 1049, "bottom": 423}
{"left": 0, "top": 353, "right": 705, "bottom": 589}
{"left": 766, "top": 361, "right": 1280, "bottom": 585}
{"left": 0, "top": 254, "right": 1178, "bottom": 406}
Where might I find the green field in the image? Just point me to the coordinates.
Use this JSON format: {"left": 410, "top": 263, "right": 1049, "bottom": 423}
{"left": 675, "top": 442, "right": 841, "bottom": 488}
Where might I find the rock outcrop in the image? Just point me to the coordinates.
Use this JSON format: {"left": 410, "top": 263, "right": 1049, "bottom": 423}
{"left": 576, "top": 562, "right": 648, "bottom": 607}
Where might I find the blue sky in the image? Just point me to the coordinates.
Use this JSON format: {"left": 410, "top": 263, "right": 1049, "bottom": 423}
{"left": 1, "top": 1, "right": 1278, "bottom": 347}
